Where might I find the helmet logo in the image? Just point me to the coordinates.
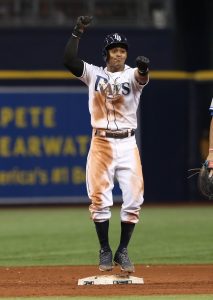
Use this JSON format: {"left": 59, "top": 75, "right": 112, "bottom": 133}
{"left": 113, "top": 33, "right": 121, "bottom": 41}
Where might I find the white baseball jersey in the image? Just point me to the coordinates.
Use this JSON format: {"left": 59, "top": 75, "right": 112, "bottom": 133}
{"left": 79, "top": 61, "right": 148, "bottom": 223}
{"left": 209, "top": 98, "right": 213, "bottom": 115}
{"left": 79, "top": 62, "right": 148, "bottom": 130}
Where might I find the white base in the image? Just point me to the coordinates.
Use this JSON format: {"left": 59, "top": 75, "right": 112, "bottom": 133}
{"left": 78, "top": 274, "right": 144, "bottom": 285}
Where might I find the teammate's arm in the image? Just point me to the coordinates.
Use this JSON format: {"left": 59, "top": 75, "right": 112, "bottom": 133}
{"left": 207, "top": 117, "right": 213, "bottom": 167}
{"left": 134, "top": 56, "right": 150, "bottom": 85}
{"left": 63, "top": 16, "right": 93, "bottom": 77}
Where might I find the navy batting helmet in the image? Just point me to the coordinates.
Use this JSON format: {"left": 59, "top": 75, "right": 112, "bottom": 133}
{"left": 102, "top": 33, "right": 128, "bottom": 62}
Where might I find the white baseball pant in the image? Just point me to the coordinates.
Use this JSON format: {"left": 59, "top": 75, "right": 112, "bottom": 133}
{"left": 86, "top": 134, "right": 144, "bottom": 223}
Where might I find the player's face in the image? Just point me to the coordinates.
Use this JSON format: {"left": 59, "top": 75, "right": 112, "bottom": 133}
{"left": 107, "top": 47, "right": 127, "bottom": 72}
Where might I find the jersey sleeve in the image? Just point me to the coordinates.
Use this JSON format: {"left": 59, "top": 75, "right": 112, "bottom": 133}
{"left": 131, "top": 67, "right": 149, "bottom": 92}
{"left": 78, "top": 61, "right": 101, "bottom": 86}
{"left": 210, "top": 98, "right": 213, "bottom": 116}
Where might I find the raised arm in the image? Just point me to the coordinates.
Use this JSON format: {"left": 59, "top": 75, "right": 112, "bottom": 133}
{"left": 134, "top": 56, "right": 150, "bottom": 85}
{"left": 63, "top": 16, "right": 93, "bottom": 77}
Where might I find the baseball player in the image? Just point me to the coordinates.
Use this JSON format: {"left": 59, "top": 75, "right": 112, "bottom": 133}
{"left": 207, "top": 98, "right": 213, "bottom": 168}
{"left": 64, "top": 16, "right": 150, "bottom": 273}
{"left": 198, "top": 98, "right": 213, "bottom": 198}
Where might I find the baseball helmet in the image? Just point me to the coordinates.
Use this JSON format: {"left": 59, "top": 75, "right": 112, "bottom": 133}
{"left": 102, "top": 33, "right": 129, "bottom": 62}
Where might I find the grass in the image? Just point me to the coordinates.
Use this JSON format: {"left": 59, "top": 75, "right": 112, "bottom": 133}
{"left": 0, "top": 205, "right": 213, "bottom": 266}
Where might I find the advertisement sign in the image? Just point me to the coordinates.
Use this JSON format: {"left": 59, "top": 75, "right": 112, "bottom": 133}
{"left": 0, "top": 87, "right": 121, "bottom": 204}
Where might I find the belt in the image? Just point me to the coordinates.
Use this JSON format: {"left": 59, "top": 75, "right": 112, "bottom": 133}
{"left": 94, "top": 129, "right": 135, "bottom": 139}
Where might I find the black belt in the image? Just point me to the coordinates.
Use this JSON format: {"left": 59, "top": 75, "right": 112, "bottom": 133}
{"left": 94, "top": 129, "right": 135, "bottom": 139}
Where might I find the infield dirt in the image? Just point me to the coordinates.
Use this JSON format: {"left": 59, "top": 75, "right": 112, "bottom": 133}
{"left": 0, "top": 264, "right": 213, "bottom": 297}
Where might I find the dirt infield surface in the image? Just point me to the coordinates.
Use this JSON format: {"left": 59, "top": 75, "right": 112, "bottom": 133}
{"left": 0, "top": 265, "right": 213, "bottom": 297}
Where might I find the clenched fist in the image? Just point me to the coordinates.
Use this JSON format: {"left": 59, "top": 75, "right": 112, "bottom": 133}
{"left": 136, "top": 56, "right": 150, "bottom": 76}
{"left": 73, "top": 16, "right": 93, "bottom": 38}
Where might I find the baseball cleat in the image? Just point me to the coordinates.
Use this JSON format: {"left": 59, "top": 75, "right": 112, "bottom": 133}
{"left": 114, "top": 248, "right": 135, "bottom": 273}
{"left": 99, "top": 247, "right": 113, "bottom": 271}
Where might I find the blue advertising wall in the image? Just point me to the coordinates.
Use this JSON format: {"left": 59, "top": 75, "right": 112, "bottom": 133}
{"left": 0, "top": 87, "right": 120, "bottom": 204}
{"left": 0, "top": 78, "right": 212, "bottom": 204}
